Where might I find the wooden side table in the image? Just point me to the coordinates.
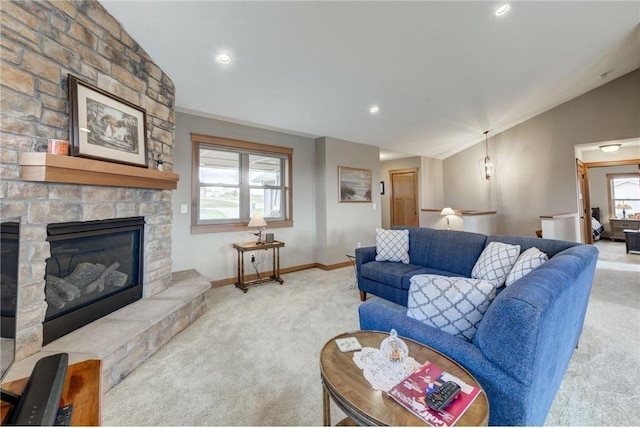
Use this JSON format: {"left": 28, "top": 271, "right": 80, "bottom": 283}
{"left": 320, "top": 331, "right": 489, "bottom": 426}
{"left": 346, "top": 254, "right": 357, "bottom": 289}
{"left": 233, "top": 240, "right": 285, "bottom": 292}
{"left": 1, "top": 359, "right": 102, "bottom": 426}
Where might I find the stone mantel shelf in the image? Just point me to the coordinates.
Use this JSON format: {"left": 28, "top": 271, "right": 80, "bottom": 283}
{"left": 19, "top": 153, "right": 179, "bottom": 190}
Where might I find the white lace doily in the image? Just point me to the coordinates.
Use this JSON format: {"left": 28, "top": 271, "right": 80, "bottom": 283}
{"left": 353, "top": 347, "right": 422, "bottom": 392}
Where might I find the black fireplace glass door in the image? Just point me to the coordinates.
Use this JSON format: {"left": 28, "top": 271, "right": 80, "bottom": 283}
{"left": 44, "top": 218, "right": 143, "bottom": 322}
{"left": 1, "top": 219, "right": 19, "bottom": 381}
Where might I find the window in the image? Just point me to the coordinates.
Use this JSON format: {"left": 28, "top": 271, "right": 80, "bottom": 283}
{"left": 607, "top": 173, "right": 640, "bottom": 219}
{"left": 191, "top": 134, "right": 293, "bottom": 234}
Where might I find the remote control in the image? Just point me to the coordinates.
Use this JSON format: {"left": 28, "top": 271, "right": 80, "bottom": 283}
{"left": 55, "top": 404, "right": 73, "bottom": 426}
{"left": 425, "top": 381, "right": 461, "bottom": 411}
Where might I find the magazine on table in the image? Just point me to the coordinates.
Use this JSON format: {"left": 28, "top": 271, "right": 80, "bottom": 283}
{"left": 387, "top": 360, "right": 481, "bottom": 426}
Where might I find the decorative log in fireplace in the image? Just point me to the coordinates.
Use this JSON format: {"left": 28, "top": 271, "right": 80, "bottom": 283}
{"left": 43, "top": 217, "right": 144, "bottom": 345}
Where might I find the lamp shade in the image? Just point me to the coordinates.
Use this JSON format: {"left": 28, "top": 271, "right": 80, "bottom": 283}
{"left": 248, "top": 214, "right": 267, "bottom": 227}
{"left": 440, "top": 207, "right": 455, "bottom": 216}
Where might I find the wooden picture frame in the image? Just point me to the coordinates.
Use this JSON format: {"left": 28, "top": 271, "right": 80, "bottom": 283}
{"left": 338, "top": 166, "right": 372, "bottom": 202}
{"left": 68, "top": 74, "right": 148, "bottom": 167}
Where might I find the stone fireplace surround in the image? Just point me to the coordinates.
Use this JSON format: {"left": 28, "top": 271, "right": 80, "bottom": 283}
{"left": 1, "top": 1, "right": 210, "bottom": 392}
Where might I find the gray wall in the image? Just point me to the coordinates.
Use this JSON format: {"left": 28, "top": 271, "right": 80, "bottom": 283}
{"left": 443, "top": 69, "right": 639, "bottom": 236}
{"left": 172, "top": 113, "right": 382, "bottom": 280}
{"left": 172, "top": 112, "right": 318, "bottom": 280}
{"left": 315, "top": 137, "right": 381, "bottom": 265}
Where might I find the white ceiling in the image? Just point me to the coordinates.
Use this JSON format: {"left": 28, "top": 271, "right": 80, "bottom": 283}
{"left": 99, "top": 1, "right": 640, "bottom": 160}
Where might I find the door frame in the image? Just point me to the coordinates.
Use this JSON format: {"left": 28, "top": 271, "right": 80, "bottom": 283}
{"left": 576, "top": 159, "right": 591, "bottom": 244}
{"left": 579, "top": 158, "right": 640, "bottom": 243}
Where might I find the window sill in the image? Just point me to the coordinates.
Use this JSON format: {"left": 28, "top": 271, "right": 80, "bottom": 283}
{"left": 190, "top": 220, "right": 293, "bottom": 235}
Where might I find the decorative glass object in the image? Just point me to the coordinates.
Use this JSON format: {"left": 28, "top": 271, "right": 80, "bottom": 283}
{"left": 380, "top": 329, "right": 409, "bottom": 364}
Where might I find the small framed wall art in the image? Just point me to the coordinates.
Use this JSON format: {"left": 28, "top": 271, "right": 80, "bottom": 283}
{"left": 68, "top": 74, "right": 148, "bottom": 167}
{"left": 338, "top": 166, "right": 372, "bottom": 202}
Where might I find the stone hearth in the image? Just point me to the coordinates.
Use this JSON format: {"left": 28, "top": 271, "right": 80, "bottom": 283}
{"left": 4, "top": 270, "right": 210, "bottom": 392}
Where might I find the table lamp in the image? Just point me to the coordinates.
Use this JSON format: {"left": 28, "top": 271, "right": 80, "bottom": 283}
{"left": 248, "top": 213, "right": 267, "bottom": 244}
{"left": 440, "top": 207, "right": 455, "bottom": 230}
{"left": 615, "top": 202, "right": 632, "bottom": 219}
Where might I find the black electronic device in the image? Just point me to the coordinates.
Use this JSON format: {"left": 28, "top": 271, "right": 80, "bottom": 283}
{"left": 54, "top": 404, "right": 73, "bottom": 426}
{"left": 425, "top": 380, "right": 461, "bottom": 411}
{"left": 5, "top": 353, "right": 69, "bottom": 426}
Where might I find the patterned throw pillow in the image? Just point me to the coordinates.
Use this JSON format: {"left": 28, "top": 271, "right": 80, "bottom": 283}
{"left": 505, "top": 247, "right": 548, "bottom": 286}
{"left": 471, "top": 242, "right": 521, "bottom": 287}
{"left": 375, "top": 228, "right": 410, "bottom": 264}
{"left": 406, "top": 274, "right": 497, "bottom": 341}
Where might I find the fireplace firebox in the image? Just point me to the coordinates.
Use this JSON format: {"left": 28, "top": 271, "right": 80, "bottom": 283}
{"left": 43, "top": 217, "right": 144, "bottom": 345}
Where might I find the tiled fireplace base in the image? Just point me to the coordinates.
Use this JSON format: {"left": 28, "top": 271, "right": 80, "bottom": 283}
{"left": 4, "top": 270, "right": 210, "bottom": 393}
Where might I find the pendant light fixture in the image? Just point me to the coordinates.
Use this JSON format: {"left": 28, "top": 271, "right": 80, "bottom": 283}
{"left": 483, "top": 130, "right": 493, "bottom": 180}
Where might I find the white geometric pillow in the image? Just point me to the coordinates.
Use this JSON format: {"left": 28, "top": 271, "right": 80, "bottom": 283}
{"left": 375, "top": 228, "right": 410, "bottom": 264}
{"left": 505, "top": 247, "right": 548, "bottom": 286}
{"left": 471, "top": 242, "right": 521, "bottom": 287}
{"left": 407, "top": 274, "right": 497, "bottom": 341}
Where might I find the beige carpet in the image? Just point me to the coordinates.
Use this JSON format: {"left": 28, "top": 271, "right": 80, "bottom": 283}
{"left": 103, "top": 249, "right": 640, "bottom": 426}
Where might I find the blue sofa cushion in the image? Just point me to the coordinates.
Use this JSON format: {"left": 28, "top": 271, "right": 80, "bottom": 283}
{"left": 407, "top": 274, "right": 497, "bottom": 341}
{"left": 399, "top": 226, "right": 438, "bottom": 267}
{"left": 391, "top": 227, "right": 488, "bottom": 276}
{"left": 426, "top": 230, "right": 487, "bottom": 276}
{"left": 487, "top": 234, "right": 577, "bottom": 258}
{"left": 361, "top": 261, "right": 423, "bottom": 289}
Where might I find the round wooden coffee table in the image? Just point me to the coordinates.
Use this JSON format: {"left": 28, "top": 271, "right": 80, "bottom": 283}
{"left": 320, "top": 331, "right": 489, "bottom": 426}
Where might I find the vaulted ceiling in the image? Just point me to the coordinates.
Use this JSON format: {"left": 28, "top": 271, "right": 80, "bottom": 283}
{"left": 100, "top": 1, "right": 640, "bottom": 160}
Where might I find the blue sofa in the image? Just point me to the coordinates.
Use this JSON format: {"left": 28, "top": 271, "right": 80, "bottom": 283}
{"left": 356, "top": 227, "right": 599, "bottom": 426}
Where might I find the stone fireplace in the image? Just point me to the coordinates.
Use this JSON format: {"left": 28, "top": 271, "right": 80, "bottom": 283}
{"left": 5, "top": 183, "right": 178, "bottom": 359}
{"left": 0, "top": 1, "right": 185, "bottom": 367}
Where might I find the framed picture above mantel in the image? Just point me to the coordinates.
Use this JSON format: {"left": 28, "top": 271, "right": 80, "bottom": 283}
{"left": 68, "top": 74, "right": 148, "bottom": 167}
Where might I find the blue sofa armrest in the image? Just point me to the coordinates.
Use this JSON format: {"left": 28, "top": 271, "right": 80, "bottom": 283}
{"left": 355, "top": 246, "right": 376, "bottom": 276}
{"left": 355, "top": 246, "right": 376, "bottom": 265}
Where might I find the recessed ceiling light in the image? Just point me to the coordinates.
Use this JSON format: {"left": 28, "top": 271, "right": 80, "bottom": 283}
{"left": 216, "top": 54, "right": 231, "bottom": 64}
{"left": 495, "top": 4, "right": 510, "bottom": 16}
{"left": 369, "top": 106, "right": 380, "bottom": 114}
